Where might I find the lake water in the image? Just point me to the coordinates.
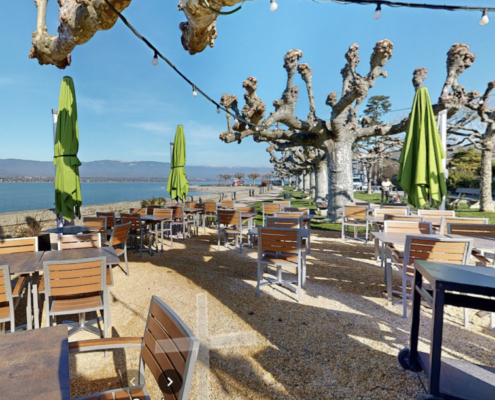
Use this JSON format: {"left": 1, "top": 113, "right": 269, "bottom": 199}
{"left": 0, "top": 182, "right": 215, "bottom": 213}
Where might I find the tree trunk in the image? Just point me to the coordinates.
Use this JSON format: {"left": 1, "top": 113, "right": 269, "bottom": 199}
{"left": 310, "top": 170, "right": 316, "bottom": 198}
{"left": 297, "top": 174, "right": 303, "bottom": 191}
{"left": 302, "top": 173, "right": 308, "bottom": 192}
{"left": 367, "top": 165, "right": 373, "bottom": 194}
{"left": 315, "top": 162, "right": 328, "bottom": 203}
{"left": 327, "top": 139, "right": 354, "bottom": 221}
{"left": 479, "top": 142, "right": 494, "bottom": 212}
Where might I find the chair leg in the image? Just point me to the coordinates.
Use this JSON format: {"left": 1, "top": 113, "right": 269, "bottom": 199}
{"left": 302, "top": 253, "right": 307, "bottom": 289}
{"left": 257, "top": 261, "right": 261, "bottom": 296}
{"left": 385, "top": 260, "right": 393, "bottom": 303}
{"left": 0, "top": 322, "right": 4, "bottom": 334}
{"left": 139, "top": 235, "right": 143, "bottom": 258}
{"left": 297, "top": 263, "right": 302, "bottom": 303}
{"left": 402, "top": 268, "right": 408, "bottom": 319}
{"left": 217, "top": 230, "right": 221, "bottom": 251}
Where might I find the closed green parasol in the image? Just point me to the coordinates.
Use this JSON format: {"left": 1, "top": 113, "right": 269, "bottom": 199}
{"left": 397, "top": 87, "right": 447, "bottom": 208}
{"left": 167, "top": 125, "right": 189, "bottom": 201}
{"left": 54, "top": 77, "right": 82, "bottom": 222}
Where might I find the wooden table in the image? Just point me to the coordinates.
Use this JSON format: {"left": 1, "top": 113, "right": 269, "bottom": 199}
{"left": 0, "top": 325, "right": 70, "bottom": 399}
{"left": 400, "top": 260, "right": 495, "bottom": 399}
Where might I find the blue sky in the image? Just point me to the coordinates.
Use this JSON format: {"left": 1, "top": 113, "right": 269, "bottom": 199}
{"left": 0, "top": 1, "right": 493, "bottom": 167}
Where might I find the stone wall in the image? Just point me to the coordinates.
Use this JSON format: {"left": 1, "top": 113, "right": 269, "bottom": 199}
{"left": 0, "top": 186, "right": 272, "bottom": 238}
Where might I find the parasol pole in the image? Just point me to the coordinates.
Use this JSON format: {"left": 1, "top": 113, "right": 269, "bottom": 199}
{"left": 437, "top": 109, "right": 448, "bottom": 210}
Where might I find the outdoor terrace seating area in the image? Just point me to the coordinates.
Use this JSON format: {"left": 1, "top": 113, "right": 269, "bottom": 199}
{"left": 1, "top": 187, "right": 495, "bottom": 399}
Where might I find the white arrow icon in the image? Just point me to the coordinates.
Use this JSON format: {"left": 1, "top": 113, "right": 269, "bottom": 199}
{"left": 130, "top": 378, "right": 136, "bottom": 386}
{"left": 167, "top": 377, "right": 173, "bottom": 387}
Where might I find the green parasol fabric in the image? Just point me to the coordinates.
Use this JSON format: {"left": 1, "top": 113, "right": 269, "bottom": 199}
{"left": 167, "top": 125, "right": 189, "bottom": 201}
{"left": 54, "top": 77, "right": 82, "bottom": 222}
{"left": 397, "top": 87, "right": 447, "bottom": 208}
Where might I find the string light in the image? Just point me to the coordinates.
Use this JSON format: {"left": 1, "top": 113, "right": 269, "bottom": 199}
{"left": 270, "top": 0, "right": 278, "bottom": 12}
{"left": 152, "top": 51, "right": 158, "bottom": 66}
{"left": 102, "top": 0, "right": 267, "bottom": 131}
{"left": 374, "top": 3, "right": 382, "bottom": 19}
{"left": 480, "top": 10, "right": 490, "bottom": 25}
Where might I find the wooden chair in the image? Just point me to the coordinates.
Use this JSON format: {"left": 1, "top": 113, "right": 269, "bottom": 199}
{"left": 217, "top": 210, "right": 249, "bottom": 254}
{"left": 105, "top": 223, "right": 131, "bottom": 276}
{"left": 58, "top": 233, "right": 101, "bottom": 250}
{"left": 341, "top": 205, "right": 369, "bottom": 242}
{"left": 257, "top": 227, "right": 305, "bottom": 302}
{"left": 417, "top": 209, "right": 455, "bottom": 217}
{"left": 381, "top": 203, "right": 409, "bottom": 209}
{"left": 39, "top": 233, "right": 114, "bottom": 331}
{"left": 384, "top": 215, "right": 424, "bottom": 222}
{"left": 130, "top": 208, "right": 147, "bottom": 216}
{"left": 439, "top": 216, "right": 488, "bottom": 235}
{"left": 68, "top": 296, "right": 199, "bottom": 400}
{"left": 383, "top": 220, "right": 433, "bottom": 235}
{"left": 82, "top": 216, "right": 107, "bottom": 234}
{"left": 204, "top": 201, "right": 218, "bottom": 232}
{"left": 0, "top": 264, "right": 28, "bottom": 333}
{"left": 447, "top": 223, "right": 495, "bottom": 266}
{"left": 235, "top": 206, "right": 256, "bottom": 213}
{"left": 171, "top": 206, "right": 195, "bottom": 240}
{"left": 347, "top": 201, "right": 371, "bottom": 207}
{"left": 220, "top": 200, "right": 235, "bottom": 209}
{"left": 262, "top": 202, "right": 281, "bottom": 225}
{"left": 151, "top": 208, "right": 174, "bottom": 251}
{"left": 284, "top": 207, "right": 310, "bottom": 215}
{"left": 121, "top": 213, "right": 151, "bottom": 258}
{"left": 387, "top": 236, "right": 472, "bottom": 319}
{"left": 373, "top": 208, "right": 408, "bottom": 217}
{"left": 43, "top": 257, "right": 109, "bottom": 338}
{"left": 146, "top": 205, "right": 161, "bottom": 215}
{"left": 266, "top": 217, "right": 300, "bottom": 229}
{"left": 187, "top": 203, "right": 205, "bottom": 236}
{"left": 274, "top": 200, "right": 291, "bottom": 207}
{"left": 0, "top": 236, "right": 38, "bottom": 254}
{"left": 96, "top": 212, "right": 116, "bottom": 231}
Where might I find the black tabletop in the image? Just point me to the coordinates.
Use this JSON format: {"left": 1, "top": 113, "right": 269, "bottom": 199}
{"left": 41, "top": 225, "right": 94, "bottom": 234}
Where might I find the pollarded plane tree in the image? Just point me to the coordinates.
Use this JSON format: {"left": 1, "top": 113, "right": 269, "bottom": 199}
{"left": 29, "top": 0, "right": 242, "bottom": 68}
{"left": 219, "top": 41, "right": 483, "bottom": 220}
{"left": 353, "top": 136, "right": 403, "bottom": 194}
{"left": 447, "top": 88, "right": 495, "bottom": 212}
{"left": 267, "top": 146, "right": 312, "bottom": 193}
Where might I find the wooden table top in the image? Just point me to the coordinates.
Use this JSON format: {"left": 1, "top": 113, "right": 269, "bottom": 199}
{"left": 366, "top": 215, "right": 441, "bottom": 225}
{"left": 0, "top": 325, "right": 70, "bottom": 399}
{"left": 241, "top": 213, "right": 256, "bottom": 219}
{"left": 41, "top": 247, "right": 120, "bottom": 266}
{"left": 42, "top": 225, "right": 96, "bottom": 234}
{"left": 0, "top": 251, "right": 44, "bottom": 275}
{"left": 117, "top": 214, "right": 171, "bottom": 222}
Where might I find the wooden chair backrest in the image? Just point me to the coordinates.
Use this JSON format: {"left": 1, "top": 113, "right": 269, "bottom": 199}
{"left": 204, "top": 202, "right": 217, "bottom": 213}
{"left": 220, "top": 200, "right": 235, "bottom": 209}
{"left": 447, "top": 223, "right": 495, "bottom": 237}
{"left": 96, "top": 212, "right": 116, "bottom": 229}
{"left": 383, "top": 221, "right": 432, "bottom": 234}
{"left": 258, "top": 227, "right": 301, "bottom": 257}
{"left": 274, "top": 201, "right": 291, "bottom": 207}
{"left": 284, "top": 207, "right": 310, "bottom": 215}
{"left": 130, "top": 208, "right": 147, "bottom": 216}
{"left": 343, "top": 206, "right": 368, "bottom": 220}
{"left": 188, "top": 203, "right": 205, "bottom": 211}
{"left": 262, "top": 203, "right": 281, "bottom": 215}
{"left": 266, "top": 217, "right": 300, "bottom": 229}
{"left": 217, "top": 210, "right": 241, "bottom": 227}
{"left": 43, "top": 257, "right": 105, "bottom": 297}
{"left": 172, "top": 206, "right": 185, "bottom": 220}
{"left": 146, "top": 205, "right": 161, "bottom": 215}
{"left": 153, "top": 208, "right": 173, "bottom": 219}
{"left": 417, "top": 210, "right": 455, "bottom": 217}
{"left": 381, "top": 203, "right": 409, "bottom": 208}
{"left": 235, "top": 206, "right": 256, "bottom": 213}
{"left": 274, "top": 212, "right": 303, "bottom": 222}
{"left": 439, "top": 217, "right": 488, "bottom": 235}
{"left": 384, "top": 215, "right": 424, "bottom": 222}
{"left": 347, "top": 201, "right": 370, "bottom": 206}
{"left": 373, "top": 208, "right": 408, "bottom": 217}
{"left": 110, "top": 223, "right": 131, "bottom": 247}
{"left": 141, "top": 296, "right": 199, "bottom": 400}
{"left": 82, "top": 217, "right": 107, "bottom": 232}
{"left": 0, "top": 265, "right": 13, "bottom": 304}
{"left": 58, "top": 233, "right": 101, "bottom": 250}
{"left": 0, "top": 237, "right": 38, "bottom": 255}
{"left": 404, "top": 236, "right": 472, "bottom": 266}
{"left": 121, "top": 213, "right": 142, "bottom": 231}
{"left": 203, "top": 199, "right": 215, "bottom": 203}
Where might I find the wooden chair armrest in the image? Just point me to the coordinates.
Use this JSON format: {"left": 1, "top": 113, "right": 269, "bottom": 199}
{"left": 69, "top": 337, "right": 143, "bottom": 353}
{"left": 12, "top": 275, "right": 28, "bottom": 297}
{"left": 472, "top": 250, "right": 493, "bottom": 266}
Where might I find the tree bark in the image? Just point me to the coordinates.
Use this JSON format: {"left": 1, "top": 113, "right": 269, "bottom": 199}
{"left": 326, "top": 139, "right": 354, "bottom": 220}
{"left": 480, "top": 140, "right": 495, "bottom": 212}
{"left": 315, "top": 161, "right": 328, "bottom": 203}
{"left": 304, "top": 173, "right": 310, "bottom": 192}
{"left": 297, "top": 174, "right": 303, "bottom": 191}
{"left": 367, "top": 166, "right": 373, "bottom": 194}
{"left": 310, "top": 170, "right": 316, "bottom": 198}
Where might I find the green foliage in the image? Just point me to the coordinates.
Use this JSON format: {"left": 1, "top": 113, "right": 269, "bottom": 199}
{"left": 234, "top": 172, "right": 245, "bottom": 180}
{"left": 447, "top": 147, "right": 481, "bottom": 189}
{"left": 363, "top": 95, "right": 392, "bottom": 125}
{"left": 141, "top": 197, "right": 166, "bottom": 207}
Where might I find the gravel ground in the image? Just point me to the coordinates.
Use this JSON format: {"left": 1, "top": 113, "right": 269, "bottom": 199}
{"left": 33, "top": 227, "right": 495, "bottom": 399}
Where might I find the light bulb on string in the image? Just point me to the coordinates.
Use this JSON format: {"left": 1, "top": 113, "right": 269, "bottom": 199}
{"left": 374, "top": 3, "right": 382, "bottom": 20}
{"left": 270, "top": 0, "right": 278, "bottom": 12}
{"left": 152, "top": 51, "right": 158, "bottom": 66}
{"left": 245, "top": 124, "right": 249, "bottom": 130}
{"left": 217, "top": 106, "right": 221, "bottom": 114}
{"left": 192, "top": 86, "right": 198, "bottom": 97}
{"left": 480, "top": 10, "right": 489, "bottom": 26}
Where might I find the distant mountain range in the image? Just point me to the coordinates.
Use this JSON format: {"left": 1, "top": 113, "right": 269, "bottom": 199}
{"left": 0, "top": 159, "right": 272, "bottom": 181}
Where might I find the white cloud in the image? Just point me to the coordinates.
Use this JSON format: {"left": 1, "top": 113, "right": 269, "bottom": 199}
{"left": 78, "top": 96, "right": 107, "bottom": 115}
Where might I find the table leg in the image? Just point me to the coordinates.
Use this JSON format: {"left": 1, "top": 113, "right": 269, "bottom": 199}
{"left": 32, "top": 272, "right": 41, "bottom": 329}
{"left": 409, "top": 270, "right": 423, "bottom": 369}
{"left": 428, "top": 284, "right": 445, "bottom": 396}
{"left": 160, "top": 221, "right": 164, "bottom": 253}
{"left": 26, "top": 275, "right": 33, "bottom": 330}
